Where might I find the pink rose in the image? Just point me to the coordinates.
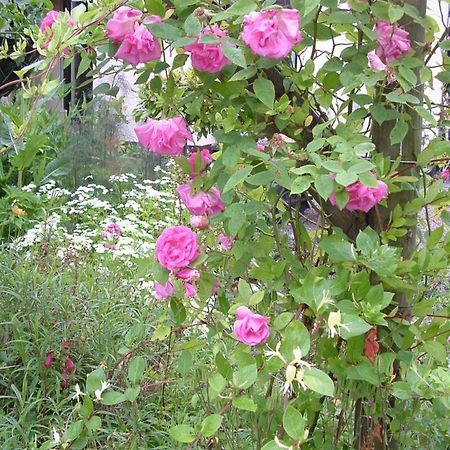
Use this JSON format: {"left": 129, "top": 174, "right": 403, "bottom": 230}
{"left": 115, "top": 23, "right": 161, "bottom": 66}
{"left": 40, "top": 10, "right": 74, "bottom": 50}
{"left": 367, "top": 51, "right": 386, "bottom": 71}
{"left": 442, "top": 168, "right": 449, "bottom": 181}
{"left": 175, "top": 268, "right": 200, "bottom": 281}
{"left": 135, "top": 116, "right": 193, "bottom": 156}
{"left": 105, "top": 6, "right": 142, "bottom": 43}
{"left": 184, "top": 282, "right": 197, "bottom": 298}
{"left": 368, "top": 51, "right": 396, "bottom": 84}
{"left": 219, "top": 233, "right": 234, "bottom": 251}
{"left": 154, "top": 280, "right": 174, "bottom": 300}
{"left": 374, "top": 21, "right": 411, "bottom": 64}
{"left": 257, "top": 143, "right": 265, "bottom": 152}
{"left": 191, "top": 215, "right": 209, "bottom": 229}
{"left": 177, "top": 184, "right": 225, "bottom": 217}
{"left": 40, "top": 10, "right": 74, "bottom": 33}
{"left": 329, "top": 179, "right": 388, "bottom": 213}
{"left": 185, "top": 26, "right": 230, "bottom": 73}
{"left": 155, "top": 226, "right": 200, "bottom": 270}
{"left": 242, "top": 9, "right": 301, "bottom": 59}
{"left": 233, "top": 306, "right": 270, "bottom": 346}
{"left": 187, "top": 149, "right": 213, "bottom": 178}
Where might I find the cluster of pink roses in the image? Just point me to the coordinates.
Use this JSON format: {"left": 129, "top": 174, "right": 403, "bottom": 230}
{"left": 153, "top": 226, "right": 220, "bottom": 299}
{"left": 329, "top": 178, "right": 388, "bottom": 213}
{"left": 105, "top": 6, "right": 162, "bottom": 66}
{"left": 368, "top": 21, "right": 411, "bottom": 83}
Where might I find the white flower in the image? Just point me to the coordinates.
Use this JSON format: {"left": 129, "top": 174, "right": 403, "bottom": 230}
{"left": 71, "top": 384, "right": 85, "bottom": 402}
{"left": 52, "top": 427, "right": 61, "bottom": 444}
{"left": 94, "top": 381, "right": 111, "bottom": 400}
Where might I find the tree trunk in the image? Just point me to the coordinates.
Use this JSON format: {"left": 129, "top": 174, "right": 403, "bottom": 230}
{"left": 361, "top": 2, "right": 427, "bottom": 449}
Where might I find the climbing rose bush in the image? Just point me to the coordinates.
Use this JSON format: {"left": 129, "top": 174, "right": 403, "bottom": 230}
{"left": 19, "top": 1, "right": 450, "bottom": 449}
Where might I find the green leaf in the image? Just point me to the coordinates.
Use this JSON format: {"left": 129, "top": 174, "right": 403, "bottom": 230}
{"left": 223, "top": 165, "right": 253, "bottom": 192}
{"left": 273, "top": 312, "right": 294, "bottom": 331}
{"left": 169, "top": 425, "right": 196, "bottom": 443}
{"left": 63, "top": 421, "right": 84, "bottom": 442}
{"left": 415, "top": 106, "right": 437, "bottom": 125}
{"left": 247, "top": 170, "right": 275, "bottom": 186}
{"left": 209, "top": 373, "right": 227, "bottom": 394}
{"left": 200, "top": 414, "right": 223, "bottom": 437}
{"left": 291, "top": 176, "right": 311, "bottom": 194}
{"left": 184, "top": 13, "right": 202, "bottom": 36}
{"left": 232, "top": 395, "right": 257, "bottom": 412}
{"left": 283, "top": 405, "right": 305, "bottom": 441}
{"left": 390, "top": 120, "right": 408, "bottom": 145}
{"left": 86, "top": 416, "right": 101, "bottom": 431}
{"left": 417, "top": 139, "right": 449, "bottom": 166}
{"left": 339, "top": 314, "right": 372, "bottom": 339}
{"left": 211, "top": 0, "right": 257, "bottom": 22}
{"left": 319, "top": 236, "right": 356, "bottom": 263}
{"left": 221, "top": 43, "right": 247, "bottom": 68}
{"left": 303, "top": 368, "right": 335, "bottom": 397}
{"left": 229, "top": 67, "right": 257, "bottom": 81}
{"left": 253, "top": 78, "right": 275, "bottom": 109}
{"left": 147, "top": 23, "right": 181, "bottom": 41}
{"left": 233, "top": 363, "right": 257, "bottom": 389}
{"left": 86, "top": 368, "right": 106, "bottom": 395}
{"left": 124, "top": 386, "right": 140, "bottom": 402}
{"left": 127, "top": 356, "right": 146, "bottom": 385}
{"left": 315, "top": 174, "right": 334, "bottom": 200}
{"left": 11, "top": 135, "right": 48, "bottom": 170}
{"left": 280, "top": 320, "right": 310, "bottom": 361}
{"left": 101, "top": 391, "right": 126, "bottom": 405}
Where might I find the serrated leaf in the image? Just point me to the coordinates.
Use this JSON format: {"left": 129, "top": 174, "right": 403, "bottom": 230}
{"left": 221, "top": 43, "right": 247, "bottom": 68}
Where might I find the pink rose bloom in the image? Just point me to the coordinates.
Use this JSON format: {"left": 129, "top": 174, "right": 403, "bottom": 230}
{"left": 185, "top": 26, "right": 230, "bottom": 73}
{"left": 242, "top": 9, "right": 302, "bottom": 59}
{"left": 187, "top": 149, "right": 213, "bottom": 178}
{"left": 155, "top": 226, "right": 200, "bottom": 270}
{"left": 442, "top": 168, "right": 450, "bottom": 181}
{"left": 177, "top": 184, "right": 225, "bottom": 217}
{"left": 329, "top": 180, "right": 388, "bottom": 213}
{"left": 40, "top": 10, "right": 74, "bottom": 33}
{"left": 105, "top": 6, "right": 142, "bottom": 43}
{"left": 257, "top": 143, "right": 266, "bottom": 152}
{"left": 191, "top": 215, "right": 209, "bottom": 229}
{"left": 367, "top": 51, "right": 386, "bottom": 71}
{"left": 184, "top": 282, "right": 197, "bottom": 298}
{"left": 115, "top": 23, "right": 161, "bottom": 66}
{"left": 233, "top": 306, "right": 270, "bottom": 346}
{"left": 175, "top": 268, "right": 200, "bottom": 281}
{"left": 40, "top": 10, "right": 74, "bottom": 50}
{"left": 219, "top": 233, "right": 235, "bottom": 251}
{"left": 374, "top": 21, "right": 411, "bottom": 64}
{"left": 135, "top": 116, "right": 192, "bottom": 156}
{"left": 368, "top": 51, "right": 396, "bottom": 84}
{"left": 154, "top": 280, "right": 174, "bottom": 300}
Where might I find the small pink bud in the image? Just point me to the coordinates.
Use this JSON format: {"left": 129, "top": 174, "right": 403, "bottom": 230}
{"left": 60, "top": 379, "right": 69, "bottom": 389}
{"left": 65, "top": 358, "right": 75, "bottom": 374}
{"left": 44, "top": 352, "right": 53, "bottom": 369}
{"left": 190, "top": 215, "right": 209, "bottom": 229}
{"left": 62, "top": 340, "right": 70, "bottom": 350}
